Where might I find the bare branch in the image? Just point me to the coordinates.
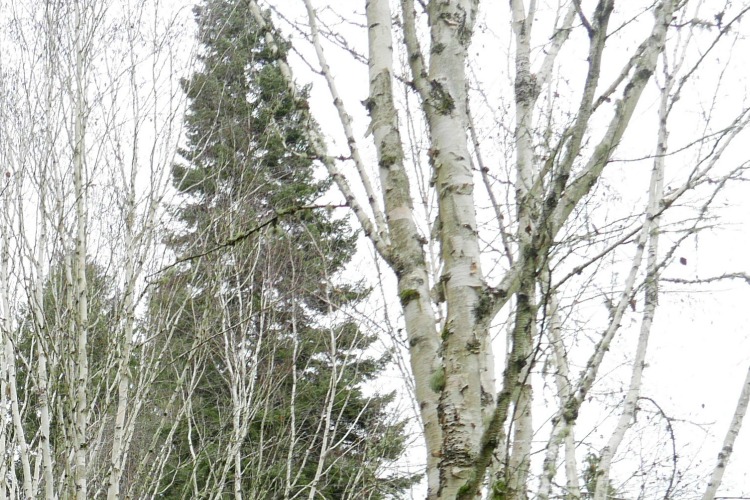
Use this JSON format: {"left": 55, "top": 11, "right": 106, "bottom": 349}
{"left": 572, "top": 0, "right": 594, "bottom": 36}
{"left": 249, "top": 1, "right": 392, "bottom": 260}
{"left": 302, "top": 0, "right": 390, "bottom": 246}
{"left": 153, "top": 204, "right": 346, "bottom": 275}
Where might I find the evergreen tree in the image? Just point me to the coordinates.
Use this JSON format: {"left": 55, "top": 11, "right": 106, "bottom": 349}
{"left": 152, "top": 0, "right": 416, "bottom": 497}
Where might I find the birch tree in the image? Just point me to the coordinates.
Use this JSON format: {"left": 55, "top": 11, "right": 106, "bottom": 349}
{"left": 259, "top": 0, "right": 750, "bottom": 498}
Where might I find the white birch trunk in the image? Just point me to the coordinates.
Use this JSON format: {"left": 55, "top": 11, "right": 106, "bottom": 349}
{"left": 593, "top": 29, "right": 671, "bottom": 497}
{"left": 538, "top": 281, "right": 580, "bottom": 500}
{"left": 701, "top": 365, "right": 750, "bottom": 500}
{"left": 364, "top": 0, "right": 443, "bottom": 494}
{"left": 0, "top": 177, "right": 33, "bottom": 498}
{"left": 0, "top": 67, "right": 13, "bottom": 499}
{"left": 506, "top": 2, "right": 539, "bottom": 494}
{"left": 214, "top": 281, "right": 258, "bottom": 500}
{"left": 34, "top": 214, "right": 56, "bottom": 500}
{"left": 72, "top": 4, "right": 90, "bottom": 496}
{"left": 106, "top": 160, "right": 137, "bottom": 500}
{"left": 37, "top": 6, "right": 58, "bottom": 496}
{"left": 284, "top": 310, "right": 300, "bottom": 499}
{"left": 306, "top": 286, "right": 340, "bottom": 500}
{"left": 414, "top": 2, "right": 494, "bottom": 497}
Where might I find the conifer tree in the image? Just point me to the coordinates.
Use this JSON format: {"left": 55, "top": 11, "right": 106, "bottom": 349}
{"left": 153, "top": 0, "right": 416, "bottom": 497}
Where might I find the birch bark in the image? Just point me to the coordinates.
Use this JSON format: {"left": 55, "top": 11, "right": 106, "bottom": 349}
{"left": 417, "top": 2, "right": 495, "bottom": 493}
{"left": 38, "top": 6, "right": 58, "bottom": 497}
{"left": 71, "top": 2, "right": 90, "bottom": 494}
{"left": 33, "top": 199, "right": 56, "bottom": 500}
{"left": 105, "top": 143, "right": 137, "bottom": 500}
{"left": 365, "top": 0, "right": 443, "bottom": 494}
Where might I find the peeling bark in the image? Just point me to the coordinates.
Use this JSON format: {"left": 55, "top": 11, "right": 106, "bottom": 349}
{"left": 366, "top": 0, "right": 442, "bottom": 493}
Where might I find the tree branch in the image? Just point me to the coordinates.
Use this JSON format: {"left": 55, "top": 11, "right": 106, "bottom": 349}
{"left": 154, "top": 204, "right": 347, "bottom": 275}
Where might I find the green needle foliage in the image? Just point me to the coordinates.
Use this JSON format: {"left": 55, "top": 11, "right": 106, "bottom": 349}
{"left": 151, "top": 0, "right": 417, "bottom": 497}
